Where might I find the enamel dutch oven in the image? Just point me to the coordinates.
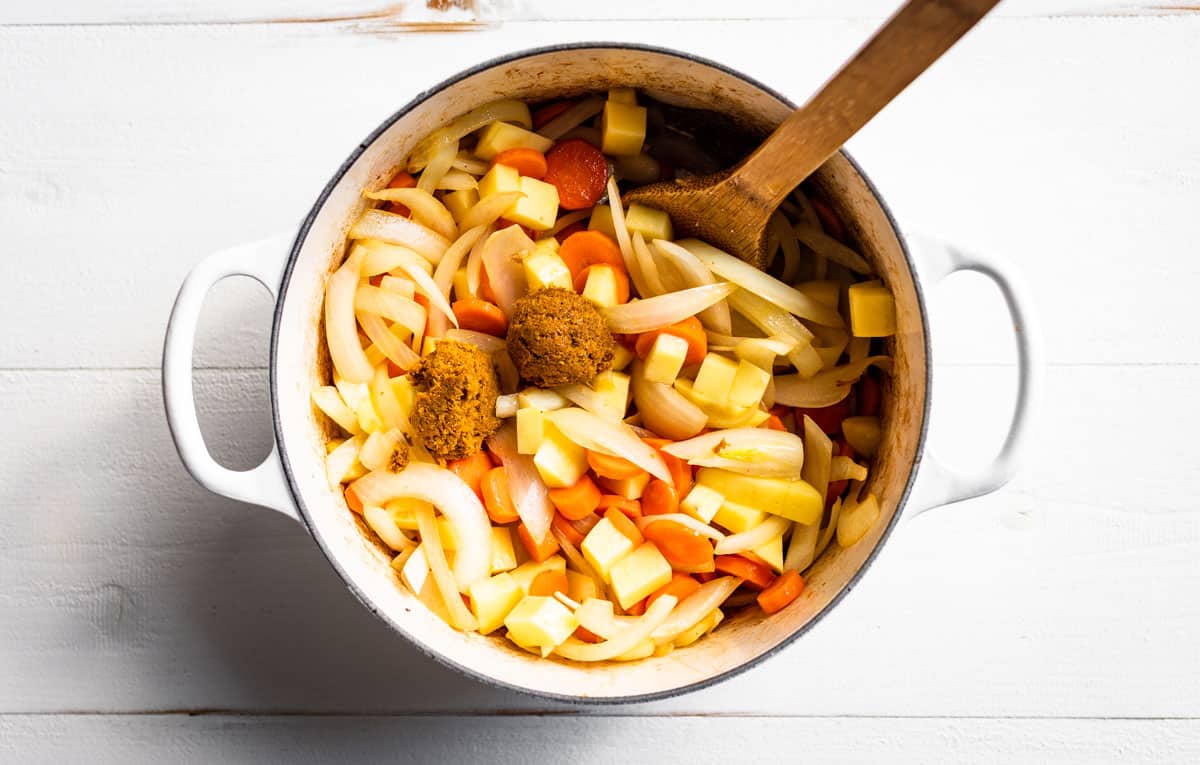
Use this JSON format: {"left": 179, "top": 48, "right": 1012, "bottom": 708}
{"left": 163, "top": 44, "right": 1040, "bottom": 703}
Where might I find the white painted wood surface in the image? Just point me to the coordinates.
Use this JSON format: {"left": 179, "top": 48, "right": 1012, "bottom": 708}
{"left": 2, "top": 2, "right": 1198, "bottom": 761}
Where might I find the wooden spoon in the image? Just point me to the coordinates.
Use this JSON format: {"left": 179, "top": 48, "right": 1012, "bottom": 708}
{"left": 624, "top": 0, "right": 1001, "bottom": 268}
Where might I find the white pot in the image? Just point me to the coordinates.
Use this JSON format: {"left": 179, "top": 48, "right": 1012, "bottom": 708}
{"left": 163, "top": 44, "right": 1041, "bottom": 703}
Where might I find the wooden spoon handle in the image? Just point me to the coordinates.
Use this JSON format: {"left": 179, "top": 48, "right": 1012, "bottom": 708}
{"left": 733, "top": 0, "right": 1001, "bottom": 209}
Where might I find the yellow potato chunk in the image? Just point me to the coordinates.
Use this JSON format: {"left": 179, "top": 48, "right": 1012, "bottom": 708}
{"left": 591, "top": 370, "right": 631, "bottom": 420}
{"left": 842, "top": 415, "right": 882, "bottom": 458}
{"left": 478, "top": 162, "right": 520, "bottom": 200}
{"left": 609, "top": 542, "right": 672, "bottom": 610}
{"left": 680, "top": 484, "right": 724, "bottom": 523}
{"left": 533, "top": 423, "right": 588, "bottom": 488}
{"left": 698, "top": 468, "right": 823, "bottom": 526}
{"left": 443, "top": 187, "right": 479, "bottom": 224}
{"left": 565, "top": 570, "right": 600, "bottom": 603}
{"left": 452, "top": 267, "right": 471, "bottom": 302}
{"left": 601, "top": 101, "right": 647, "bottom": 156}
{"left": 624, "top": 203, "right": 673, "bottom": 242}
{"left": 729, "top": 359, "right": 771, "bottom": 408}
{"left": 523, "top": 247, "right": 573, "bottom": 291}
{"left": 503, "top": 595, "right": 578, "bottom": 649}
{"left": 581, "top": 516, "right": 637, "bottom": 581}
{"left": 581, "top": 264, "right": 622, "bottom": 308}
{"left": 610, "top": 342, "right": 635, "bottom": 372}
{"left": 509, "top": 555, "right": 567, "bottom": 594}
{"left": 752, "top": 532, "right": 785, "bottom": 573}
{"left": 587, "top": 204, "right": 617, "bottom": 238}
{"left": 848, "top": 280, "right": 897, "bottom": 337}
{"left": 474, "top": 120, "right": 554, "bottom": 161}
{"left": 505, "top": 176, "right": 560, "bottom": 231}
{"left": 469, "top": 572, "right": 524, "bottom": 635}
{"left": 644, "top": 333, "right": 689, "bottom": 385}
{"left": 490, "top": 526, "right": 518, "bottom": 574}
{"left": 712, "top": 500, "right": 766, "bottom": 534}
{"left": 692, "top": 353, "right": 740, "bottom": 404}
{"left": 516, "top": 407, "right": 545, "bottom": 455}
{"left": 608, "top": 87, "right": 637, "bottom": 105}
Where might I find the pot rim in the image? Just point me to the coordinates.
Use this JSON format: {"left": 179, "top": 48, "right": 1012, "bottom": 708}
{"left": 269, "top": 41, "right": 932, "bottom": 705}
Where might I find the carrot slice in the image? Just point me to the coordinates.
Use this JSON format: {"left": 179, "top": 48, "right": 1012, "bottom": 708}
{"left": 529, "top": 569, "right": 570, "bottom": 597}
{"left": 574, "top": 625, "right": 604, "bottom": 643}
{"left": 603, "top": 506, "right": 644, "bottom": 545}
{"left": 640, "top": 478, "right": 678, "bottom": 516}
{"left": 344, "top": 485, "right": 364, "bottom": 514}
{"left": 634, "top": 316, "right": 707, "bottom": 366}
{"left": 385, "top": 170, "right": 416, "bottom": 216}
{"left": 517, "top": 521, "right": 559, "bottom": 563}
{"left": 810, "top": 195, "right": 846, "bottom": 242}
{"left": 533, "top": 100, "right": 575, "bottom": 130}
{"left": 587, "top": 450, "right": 646, "bottom": 481}
{"left": 481, "top": 466, "right": 520, "bottom": 524}
{"left": 598, "top": 495, "right": 642, "bottom": 520}
{"left": 764, "top": 414, "right": 788, "bottom": 432}
{"left": 794, "top": 398, "right": 850, "bottom": 436}
{"left": 625, "top": 598, "right": 647, "bottom": 616}
{"left": 647, "top": 572, "right": 701, "bottom": 609}
{"left": 543, "top": 139, "right": 608, "bottom": 210}
{"left": 714, "top": 555, "right": 776, "bottom": 590}
{"left": 558, "top": 230, "right": 625, "bottom": 282}
{"left": 857, "top": 373, "right": 882, "bottom": 417}
{"left": 757, "top": 569, "right": 805, "bottom": 614}
{"left": 572, "top": 264, "right": 631, "bottom": 304}
{"left": 452, "top": 297, "right": 508, "bottom": 337}
{"left": 493, "top": 147, "right": 548, "bottom": 179}
{"left": 643, "top": 520, "right": 714, "bottom": 570}
{"left": 547, "top": 474, "right": 602, "bottom": 520}
{"left": 642, "top": 437, "right": 692, "bottom": 497}
{"left": 447, "top": 450, "right": 493, "bottom": 499}
{"left": 551, "top": 512, "right": 586, "bottom": 547}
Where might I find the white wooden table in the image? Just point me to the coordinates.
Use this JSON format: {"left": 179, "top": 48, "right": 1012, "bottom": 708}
{"left": 3, "top": 1, "right": 1198, "bottom": 761}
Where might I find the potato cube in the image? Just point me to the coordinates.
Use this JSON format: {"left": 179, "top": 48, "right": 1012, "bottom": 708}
{"left": 624, "top": 203, "right": 674, "bottom": 242}
{"left": 506, "top": 176, "right": 560, "bottom": 231}
{"left": 591, "top": 370, "right": 631, "bottom": 420}
{"left": 797, "top": 280, "right": 840, "bottom": 310}
{"left": 842, "top": 415, "right": 881, "bottom": 458}
{"left": 421, "top": 336, "right": 439, "bottom": 357}
{"left": 609, "top": 542, "right": 672, "bottom": 609}
{"left": 581, "top": 517, "right": 637, "bottom": 581}
{"left": 597, "top": 471, "right": 651, "bottom": 500}
{"left": 587, "top": 205, "right": 617, "bottom": 238}
{"left": 608, "top": 87, "right": 637, "bottom": 105}
{"left": 390, "top": 375, "right": 416, "bottom": 420}
{"left": 566, "top": 570, "right": 600, "bottom": 602}
{"left": 735, "top": 337, "right": 792, "bottom": 372}
{"left": 729, "top": 359, "right": 771, "bottom": 408}
{"left": 523, "top": 247, "right": 573, "bottom": 291}
{"left": 712, "top": 500, "right": 767, "bottom": 534}
{"left": 509, "top": 555, "right": 567, "bottom": 594}
{"left": 469, "top": 573, "right": 524, "bottom": 635}
{"left": 533, "top": 423, "right": 589, "bottom": 488}
{"left": 581, "top": 264, "right": 622, "bottom": 308}
{"left": 848, "top": 280, "right": 897, "bottom": 337}
{"left": 680, "top": 484, "right": 724, "bottom": 523}
{"left": 752, "top": 532, "right": 785, "bottom": 573}
{"left": 518, "top": 388, "right": 571, "bottom": 411}
{"left": 516, "top": 407, "right": 545, "bottom": 455}
{"left": 610, "top": 342, "right": 635, "bottom": 372}
{"left": 474, "top": 120, "right": 554, "bottom": 161}
{"left": 644, "top": 333, "right": 689, "bottom": 385}
{"left": 601, "top": 101, "right": 648, "bottom": 156}
{"left": 490, "top": 526, "right": 518, "bottom": 573}
{"left": 478, "top": 162, "right": 521, "bottom": 200}
{"left": 435, "top": 516, "right": 461, "bottom": 551}
{"left": 443, "top": 187, "right": 479, "bottom": 224}
{"left": 452, "top": 267, "right": 471, "bottom": 302}
{"left": 692, "top": 353, "right": 740, "bottom": 404}
{"left": 503, "top": 595, "right": 578, "bottom": 649}
{"left": 698, "top": 467, "right": 823, "bottom": 526}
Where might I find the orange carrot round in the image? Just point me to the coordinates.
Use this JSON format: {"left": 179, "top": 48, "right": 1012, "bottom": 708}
{"left": 344, "top": 485, "right": 364, "bottom": 514}
{"left": 493, "top": 147, "right": 548, "bottom": 179}
{"left": 481, "top": 466, "right": 520, "bottom": 524}
{"left": 544, "top": 139, "right": 608, "bottom": 210}
{"left": 572, "top": 263, "right": 631, "bottom": 304}
{"left": 551, "top": 512, "right": 586, "bottom": 547}
{"left": 447, "top": 450, "right": 493, "bottom": 499}
{"left": 547, "top": 474, "right": 602, "bottom": 520}
{"left": 643, "top": 520, "right": 713, "bottom": 570}
{"left": 452, "top": 298, "right": 508, "bottom": 337}
{"left": 714, "top": 555, "right": 776, "bottom": 590}
{"left": 587, "top": 450, "right": 645, "bottom": 480}
{"left": 528, "top": 569, "right": 570, "bottom": 598}
{"left": 646, "top": 572, "right": 701, "bottom": 609}
{"left": 757, "top": 569, "right": 805, "bottom": 614}
{"left": 603, "top": 506, "right": 644, "bottom": 544}
{"left": 558, "top": 230, "right": 626, "bottom": 281}
{"left": 517, "top": 521, "right": 559, "bottom": 563}
{"left": 634, "top": 316, "right": 707, "bottom": 366}
{"left": 640, "top": 478, "right": 678, "bottom": 516}
{"left": 764, "top": 414, "right": 788, "bottom": 432}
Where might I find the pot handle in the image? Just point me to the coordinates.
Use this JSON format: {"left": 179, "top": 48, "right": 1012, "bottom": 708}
{"left": 904, "top": 233, "right": 1042, "bottom": 515}
{"left": 162, "top": 235, "right": 300, "bottom": 522}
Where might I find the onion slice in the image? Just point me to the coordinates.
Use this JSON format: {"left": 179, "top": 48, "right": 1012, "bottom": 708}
{"left": 630, "top": 360, "right": 707, "bottom": 441}
{"left": 382, "top": 244, "right": 459, "bottom": 329}
{"left": 792, "top": 223, "right": 872, "bottom": 274}
{"left": 350, "top": 209, "right": 451, "bottom": 265}
{"left": 679, "top": 238, "right": 845, "bottom": 327}
{"left": 350, "top": 463, "right": 492, "bottom": 592}
{"left": 602, "top": 283, "right": 736, "bottom": 334}
{"left": 408, "top": 99, "right": 532, "bottom": 171}
{"left": 713, "top": 515, "right": 791, "bottom": 555}
{"left": 545, "top": 407, "right": 672, "bottom": 484}
{"left": 637, "top": 514, "right": 725, "bottom": 541}
{"left": 537, "top": 96, "right": 604, "bottom": 141}
{"left": 414, "top": 502, "right": 479, "bottom": 631}
{"left": 443, "top": 328, "right": 506, "bottom": 354}
{"left": 631, "top": 232, "right": 667, "bottom": 297}
{"left": 325, "top": 247, "right": 374, "bottom": 383}
{"left": 662, "top": 428, "right": 805, "bottom": 480}
{"left": 773, "top": 356, "right": 892, "bottom": 408}
{"left": 651, "top": 239, "right": 732, "bottom": 335}
{"left": 355, "top": 285, "right": 426, "bottom": 337}
{"left": 650, "top": 576, "right": 740, "bottom": 643}
{"left": 554, "top": 594, "right": 678, "bottom": 662}
{"left": 481, "top": 225, "right": 535, "bottom": 316}
{"left": 364, "top": 188, "right": 457, "bottom": 241}
{"left": 460, "top": 192, "right": 524, "bottom": 232}
{"left": 487, "top": 421, "right": 555, "bottom": 543}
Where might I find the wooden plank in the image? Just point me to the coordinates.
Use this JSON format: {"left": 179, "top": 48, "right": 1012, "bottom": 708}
{"left": 1, "top": 16, "right": 1196, "bottom": 370}
{"left": 1, "top": 365, "right": 1197, "bottom": 716}
{"left": 2, "top": 714, "right": 1199, "bottom": 764}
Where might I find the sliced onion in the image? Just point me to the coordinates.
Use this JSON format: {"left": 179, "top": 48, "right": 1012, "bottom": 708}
{"left": 363, "top": 504, "right": 414, "bottom": 552}
{"left": 378, "top": 275, "right": 416, "bottom": 300}
{"left": 637, "top": 513, "right": 725, "bottom": 541}
{"left": 325, "top": 247, "right": 373, "bottom": 383}
{"left": 729, "top": 289, "right": 814, "bottom": 347}
{"left": 631, "top": 231, "right": 667, "bottom": 297}
{"left": 465, "top": 223, "right": 494, "bottom": 298}
{"left": 537, "top": 96, "right": 604, "bottom": 140}
{"left": 793, "top": 223, "right": 872, "bottom": 274}
{"left": 713, "top": 515, "right": 791, "bottom": 555}
{"left": 606, "top": 176, "right": 640, "bottom": 280}
{"left": 574, "top": 598, "right": 636, "bottom": 640}
{"left": 630, "top": 360, "right": 707, "bottom": 441}
{"left": 452, "top": 151, "right": 489, "bottom": 176}
{"left": 434, "top": 225, "right": 488, "bottom": 298}
{"left": 545, "top": 407, "right": 672, "bottom": 484}
{"left": 358, "top": 427, "right": 405, "bottom": 472}
{"left": 651, "top": 239, "right": 732, "bottom": 335}
{"left": 361, "top": 242, "right": 432, "bottom": 277}
{"left": 369, "top": 363, "right": 411, "bottom": 433}
{"left": 351, "top": 463, "right": 491, "bottom": 592}
{"left": 487, "top": 421, "right": 554, "bottom": 543}
{"left": 556, "top": 382, "right": 627, "bottom": 422}
{"left": 481, "top": 224, "right": 535, "bottom": 316}
{"left": 381, "top": 244, "right": 459, "bottom": 330}
{"left": 663, "top": 428, "right": 805, "bottom": 480}
{"left": 359, "top": 312, "right": 420, "bottom": 371}
{"left": 413, "top": 502, "right": 479, "bottom": 631}
{"left": 815, "top": 496, "right": 844, "bottom": 561}
{"left": 847, "top": 336, "right": 871, "bottom": 364}
{"left": 787, "top": 343, "right": 825, "bottom": 379}
{"left": 355, "top": 285, "right": 426, "bottom": 337}
{"left": 408, "top": 99, "right": 532, "bottom": 171}
{"left": 417, "top": 139, "right": 458, "bottom": 195}
{"left": 434, "top": 168, "right": 478, "bottom": 191}
{"left": 495, "top": 393, "right": 519, "bottom": 419}
{"left": 783, "top": 519, "right": 820, "bottom": 573}
{"left": 603, "top": 283, "right": 736, "bottom": 334}
{"left": 311, "top": 385, "right": 362, "bottom": 435}
{"left": 770, "top": 211, "right": 804, "bottom": 284}
{"left": 788, "top": 188, "right": 822, "bottom": 230}
{"left": 830, "top": 456, "right": 868, "bottom": 482}
{"left": 774, "top": 355, "right": 892, "bottom": 408}
{"left": 350, "top": 209, "right": 451, "bottom": 265}
{"left": 444, "top": 328, "right": 506, "bottom": 354}
{"left": 679, "top": 238, "right": 845, "bottom": 327}
{"left": 799, "top": 413, "right": 834, "bottom": 501}
{"left": 550, "top": 527, "right": 608, "bottom": 602}
{"left": 364, "top": 188, "right": 457, "bottom": 241}
{"left": 326, "top": 435, "right": 363, "bottom": 489}
{"left": 459, "top": 191, "right": 523, "bottom": 232}
{"left": 650, "top": 576, "right": 740, "bottom": 643}
{"left": 549, "top": 209, "right": 590, "bottom": 236}
{"left": 554, "top": 594, "right": 678, "bottom": 662}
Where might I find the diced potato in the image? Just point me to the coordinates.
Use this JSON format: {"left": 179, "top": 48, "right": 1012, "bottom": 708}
{"left": 443, "top": 187, "right": 479, "bottom": 224}
{"left": 516, "top": 407, "right": 545, "bottom": 455}
{"left": 491, "top": 526, "right": 518, "bottom": 573}
{"left": 609, "top": 542, "right": 672, "bottom": 610}
{"left": 355, "top": 396, "right": 384, "bottom": 434}
{"left": 523, "top": 247, "right": 572, "bottom": 291}
{"left": 469, "top": 572, "right": 524, "bottom": 635}
{"left": 610, "top": 342, "right": 635, "bottom": 372}
{"left": 601, "top": 101, "right": 648, "bottom": 156}
{"left": 587, "top": 205, "right": 617, "bottom": 238}
{"left": 796, "top": 280, "right": 841, "bottom": 310}
{"left": 673, "top": 379, "right": 770, "bottom": 429}
{"left": 421, "top": 336, "right": 439, "bottom": 357}
{"left": 698, "top": 468, "right": 823, "bottom": 526}
{"left": 597, "top": 471, "right": 651, "bottom": 500}
{"left": 509, "top": 555, "right": 567, "bottom": 594}
{"left": 533, "top": 423, "right": 589, "bottom": 488}
{"left": 623, "top": 203, "right": 673, "bottom": 242}
{"left": 391, "top": 375, "right": 416, "bottom": 421}
{"left": 415, "top": 576, "right": 453, "bottom": 625}
{"left": 680, "top": 484, "right": 724, "bottom": 523}
{"left": 532, "top": 236, "right": 559, "bottom": 252}
{"left": 582, "top": 264, "right": 622, "bottom": 308}
{"left": 506, "top": 176, "right": 560, "bottom": 231}
{"left": 712, "top": 500, "right": 766, "bottom": 534}
{"left": 843, "top": 415, "right": 881, "bottom": 458}
{"left": 644, "top": 333, "right": 689, "bottom": 385}
{"left": 452, "top": 267, "right": 471, "bottom": 302}
{"left": 386, "top": 498, "right": 427, "bottom": 530}
{"left": 608, "top": 87, "right": 637, "bottom": 105}
{"left": 566, "top": 570, "right": 600, "bottom": 602}
{"left": 729, "top": 359, "right": 771, "bottom": 408}
{"left": 591, "top": 370, "right": 631, "bottom": 420}
{"left": 581, "top": 517, "right": 637, "bottom": 581}
{"left": 518, "top": 387, "right": 571, "bottom": 411}
{"left": 474, "top": 120, "right": 555, "bottom": 161}
{"left": 752, "top": 533, "right": 785, "bottom": 573}
{"left": 400, "top": 544, "right": 431, "bottom": 595}
{"left": 435, "top": 515, "right": 461, "bottom": 551}
{"left": 848, "top": 280, "right": 897, "bottom": 337}
{"left": 692, "top": 353, "right": 740, "bottom": 404}
{"left": 334, "top": 373, "right": 370, "bottom": 412}
{"left": 478, "top": 161, "right": 521, "bottom": 199}
{"left": 837, "top": 492, "right": 881, "bottom": 548}
{"left": 503, "top": 595, "right": 578, "bottom": 649}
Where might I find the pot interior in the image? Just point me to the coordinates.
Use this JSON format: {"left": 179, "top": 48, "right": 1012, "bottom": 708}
{"left": 273, "top": 45, "right": 928, "bottom": 701}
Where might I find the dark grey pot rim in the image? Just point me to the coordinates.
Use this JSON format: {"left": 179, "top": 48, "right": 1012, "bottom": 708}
{"left": 269, "top": 42, "right": 932, "bottom": 706}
